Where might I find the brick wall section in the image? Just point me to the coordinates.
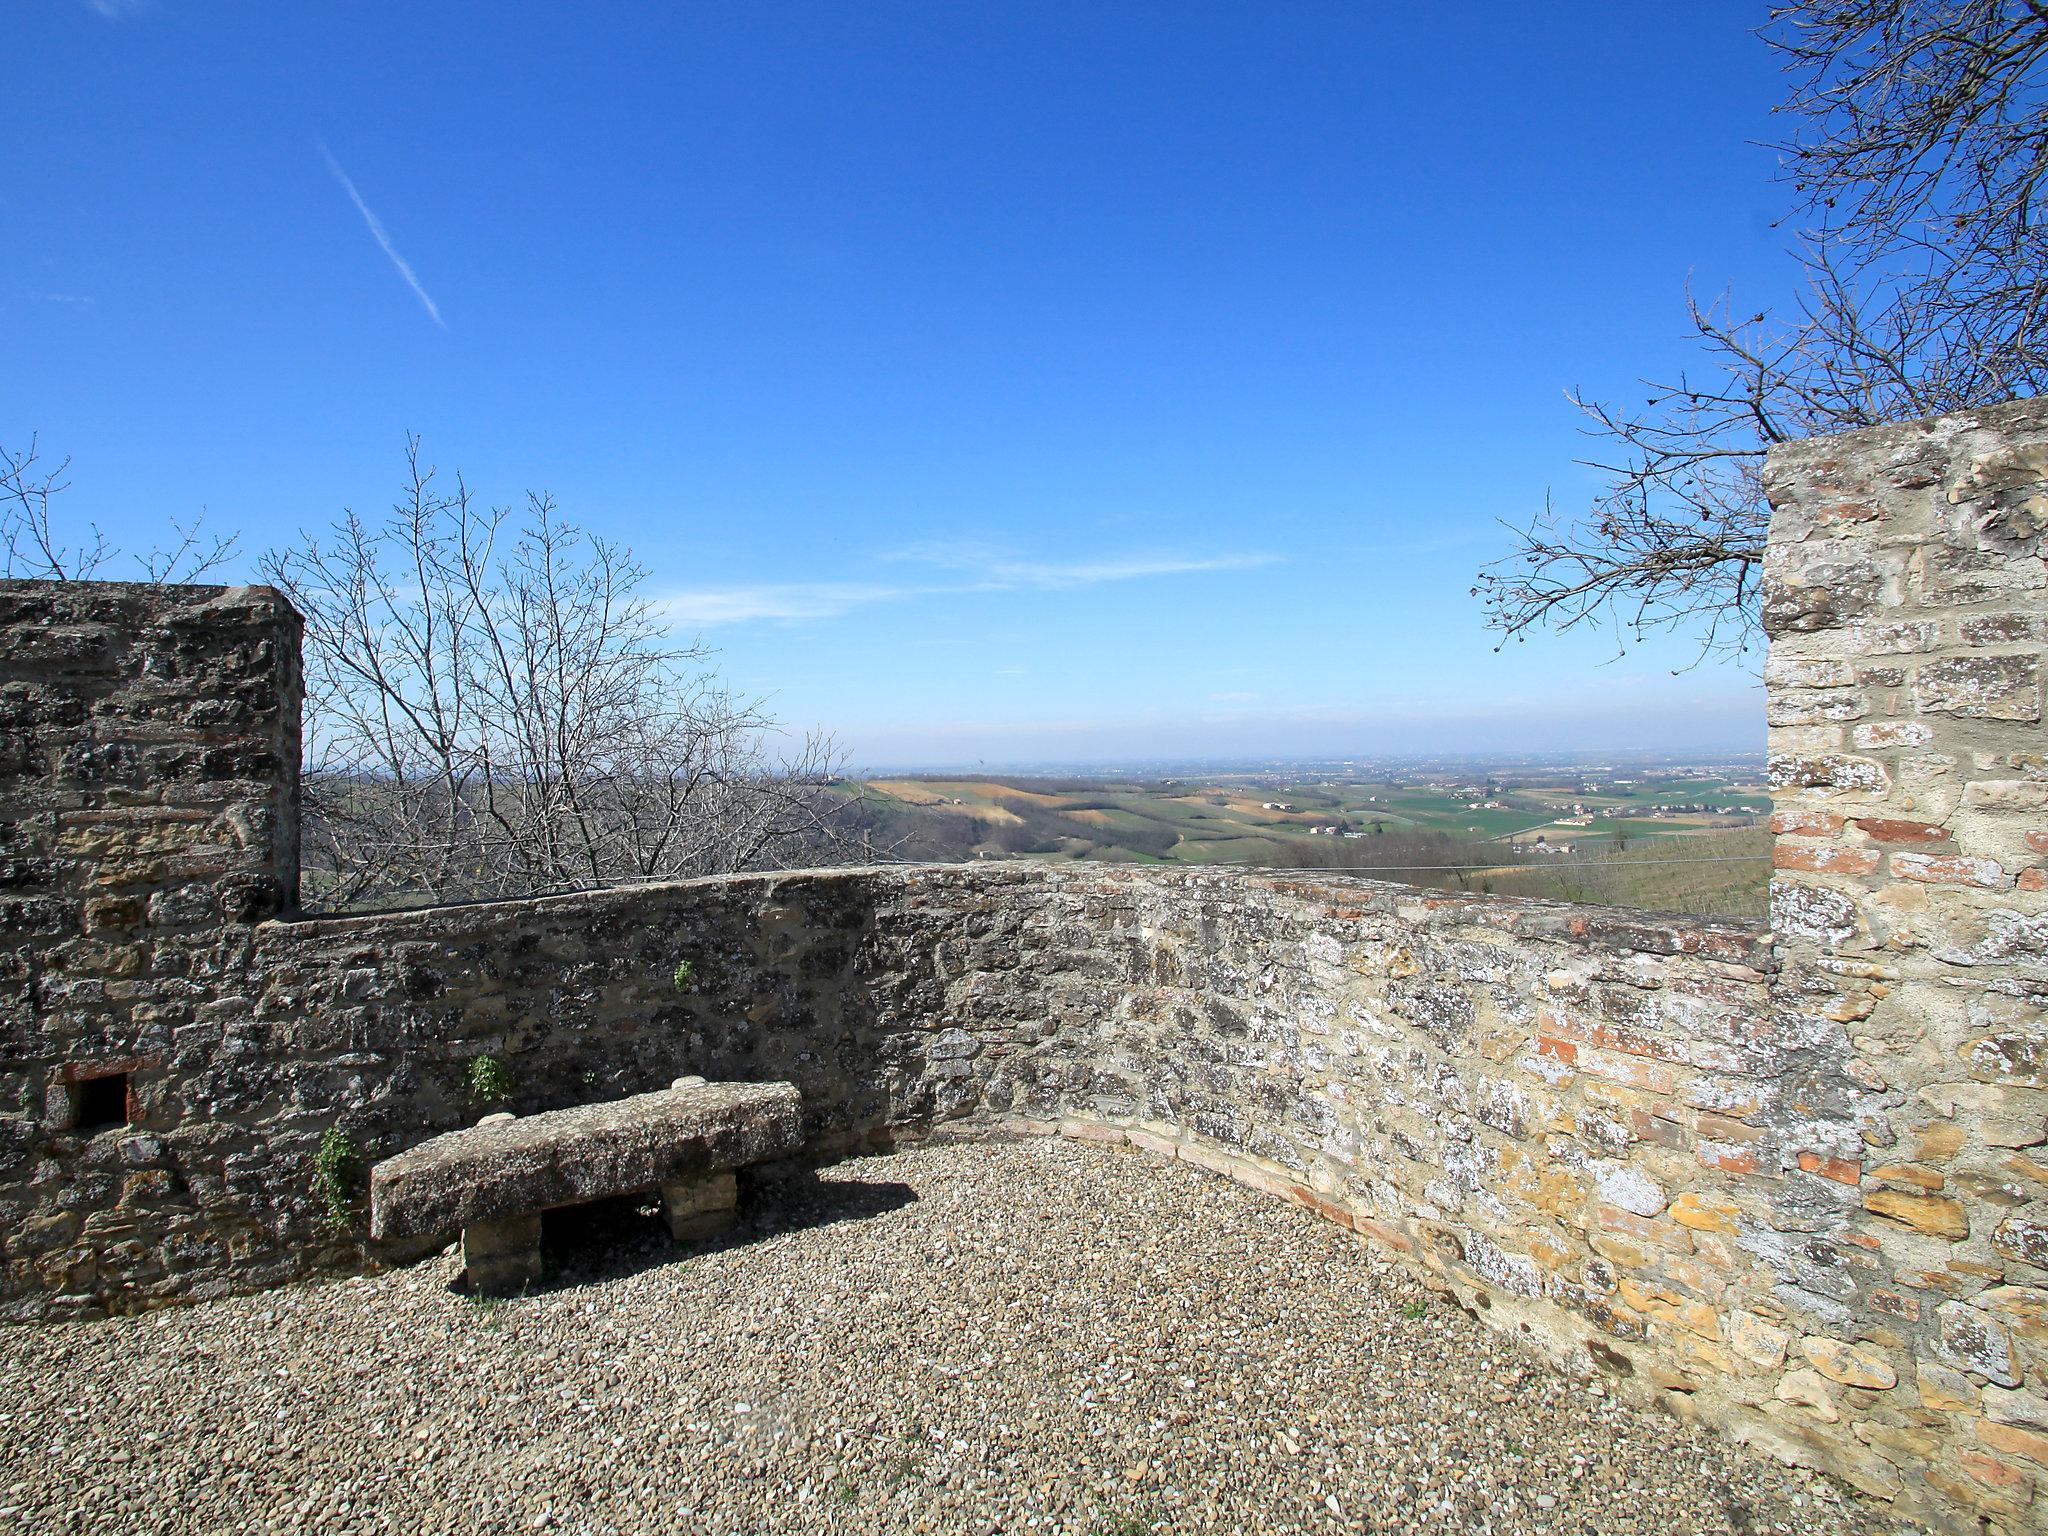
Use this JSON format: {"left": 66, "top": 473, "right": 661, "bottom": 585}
{"left": 0, "top": 582, "right": 301, "bottom": 1312}
{"left": 1763, "top": 396, "right": 2048, "bottom": 1530}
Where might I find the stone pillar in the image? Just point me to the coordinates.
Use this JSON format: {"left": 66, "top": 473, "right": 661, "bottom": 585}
{"left": 1763, "top": 398, "right": 2048, "bottom": 1528}
{"left": 660, "top": 1171, "right": 738, "bottom": 1241}
{"left": 459, "top": 1214, "right": 543, "bottom": 1295}
{"left": 0, "top": 581, "right": 304, "bottom": 1318}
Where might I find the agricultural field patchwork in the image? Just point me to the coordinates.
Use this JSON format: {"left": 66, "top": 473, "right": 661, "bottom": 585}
{"left": 839, "top": 759, "right": 1771, "bottom": 917}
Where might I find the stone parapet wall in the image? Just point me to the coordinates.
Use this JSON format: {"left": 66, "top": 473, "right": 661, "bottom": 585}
{"left": 6, "top": 859, "right": 1800, "bottom": 1407}
{"left": 1763, "top": 398, "right": 2048, "bottom": 1530}
{"left": 1, "top": 852, "right": 1930, "bottom": 1513}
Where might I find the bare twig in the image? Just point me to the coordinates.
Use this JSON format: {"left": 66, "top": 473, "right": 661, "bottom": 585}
{"left": 2, "top": 434, "right": 240, "bottom": 583}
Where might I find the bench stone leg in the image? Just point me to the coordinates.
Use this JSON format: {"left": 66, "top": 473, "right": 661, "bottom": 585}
{"left": 660, "top": 1171, "right": 737, "bottom": 1242}
{"left": 461, "top": 1214, "right": 542, "bottom": 1294}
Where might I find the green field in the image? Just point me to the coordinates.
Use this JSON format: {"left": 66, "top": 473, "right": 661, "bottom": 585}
{"left": 845, "top": 769, "right": 1771, "bottom": 917}
{"left": 1475, "top": 827, "right": 1770, "bottom": 919}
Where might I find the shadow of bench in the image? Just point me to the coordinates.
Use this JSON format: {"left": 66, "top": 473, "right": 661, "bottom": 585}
{"left": 368, "top": 1077, "right": 804, "bottom": 1293}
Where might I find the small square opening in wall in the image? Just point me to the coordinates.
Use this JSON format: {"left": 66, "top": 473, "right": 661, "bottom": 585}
{"left": 71, "top": 1072, "right": 130, "bottom": 1133}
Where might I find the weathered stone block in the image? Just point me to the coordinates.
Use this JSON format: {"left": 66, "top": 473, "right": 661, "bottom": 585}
{"left": 1776, "top": 1366, "right": 1839, "bottom": 1421}
{"left": 1800, "top": 1335, "right": 1898, "bottom": 1389}
{"left": 1772, "top": 844, "right": 1880, "bottom": 875}
{"left": 1983, "top": 1386, "right": 2048, "bottom": 1431}
{"left": 1769, "top": 881, "right": 1860, "bottom": 944}
{"left": 1961, "top": 614, "right": 2039, "bottom": 646}
{"left": 1935, "top": 1300, "right": 2021, "bottom": 1387}
{"left": 1923, "top": 546, "right": 2047, "bottom": 604}
{"left": 1976, "top": 1418, "right": 2048, "bottom": 1468}
{"left": 1668, "top": 1192, "right": 1738, "bottom": 1234}
{"left": 1765, "top": 657, "right": 1859, "bottom": 689}
{"left": 369, "top": 1080, "right": 802, "bottom": 1242}
{"left": 1918, "top": 1362, "right": 1981, "bottom": 1412}
{"left": 1771, "top": 808, "right": 1846, "bottom": 836}
{"left": 1768, "top": 753, "right": 1890, "bottom": 795}
{"left": 1863, "top": 1186, "right": 1969, "bottom": 1239}
{"left": 1961, "top": 1034, "right": 2048, "bottom": 1090}
{"left": 660, "top": 1170, "right": 738, "bottom": 1242}
{"left": 1891, "top": 851, "right": 2012, "bottom": 889}
{"left": 1851, "top": 720, "right": 1933, "bottom": 749}
{"left": 1765, "top": 690, "right": 1870, "bottom": 726}
{"left": 1915, "top": 654, "right": 2043, "bottom": 722}
{"left": 1856, "top": 817, "right": 1951, "bottom": 845}
{"left": 1846, "top": 618, "right": 1939, "bottom": 655}
{"left": 1964, "top": 779, "right": 2048, "bottom": 813}
{"left": 460, "top": 1213, "right": 542, "bottom": 1295}
{"left": 1993, "top": 1216, "right": 2048, "bottom": 1269}
{"left": 1761, "top": 553, "right": 1892, "bottom": 634}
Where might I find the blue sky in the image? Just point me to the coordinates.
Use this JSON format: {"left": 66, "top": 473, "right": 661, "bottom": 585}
{"left": 9, "top": 2, "right": 1791, "bottom": 767}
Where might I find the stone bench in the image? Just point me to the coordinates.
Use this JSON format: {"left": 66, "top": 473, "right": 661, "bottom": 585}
{"left": 368, "top": 1077, "right": 803, "bottom": 1292}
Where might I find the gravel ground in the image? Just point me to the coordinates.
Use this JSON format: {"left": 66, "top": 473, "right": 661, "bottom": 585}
{"left": 1, "top": 1137, "right": 1893, "bottom": 1536}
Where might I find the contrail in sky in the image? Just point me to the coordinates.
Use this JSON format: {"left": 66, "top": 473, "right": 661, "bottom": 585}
{"left": 318, "top": 143, "right": 445, "bottom": 328}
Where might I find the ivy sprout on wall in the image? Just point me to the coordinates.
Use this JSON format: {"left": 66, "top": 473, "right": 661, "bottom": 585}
{"left": 466, "top": 1054, "right": 513, "bottom": 1106}
{"left": 311, "top": 1127, "right": 363, "bottom": 1233}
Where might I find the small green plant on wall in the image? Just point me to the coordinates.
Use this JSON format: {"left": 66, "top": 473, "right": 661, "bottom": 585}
{"left": 672, "top": 958, "right": 694, "bottom": 992}
{"left": 312, "top": 1127, "right": 363, "bottom": 1233}
{"left": 466, "top": 1054, "right": 513, "bottom": 1106}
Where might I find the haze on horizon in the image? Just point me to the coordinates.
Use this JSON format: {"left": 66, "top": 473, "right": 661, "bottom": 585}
{"left": 8, "top": 3, "right": 1791, "bottom": 766}
{"left": 836, "top": 699, "right": 1765, "bottom": 777}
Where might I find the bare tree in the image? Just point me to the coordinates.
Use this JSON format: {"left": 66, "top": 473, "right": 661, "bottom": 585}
{"left": 2, "top": 435, "right": 237, "bottom": 583}
{"left": 1482, "top": 1, "right": 2047, "bottom": 660}
{"left": 263, "top": 439, "right": 875, "bottom": 909}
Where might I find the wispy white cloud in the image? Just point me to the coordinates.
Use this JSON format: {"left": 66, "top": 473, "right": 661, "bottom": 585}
{"left": 655, "top": 582, "right": 915, "bottom": 628}
{"left": 318, "top": 143, "right": 445, "bottom": 329}
{"left": 885, "top": 539, "right": 1281, "bottom": 588}
{"left": 658, "top": 541, "right": 1283, "bottom": 630}
{"left": 85, "top": 0, "right": 149, "bottom": 16}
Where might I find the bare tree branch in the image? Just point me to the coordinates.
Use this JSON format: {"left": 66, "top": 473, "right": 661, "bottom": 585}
{"left": 2, "top": 437, "right": 102, "bottom": 580}
{"left": 264, "top": 438, "right": 880, "bottom": 910}
{"left": 1484, "top": 1, "right": 2047, "bottom": 661}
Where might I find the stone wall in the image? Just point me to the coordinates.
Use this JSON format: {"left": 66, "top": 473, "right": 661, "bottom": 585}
{"left": 1762, "top": 396, "right": 2048, "bottom": 1529}
{"left": 0, "top": 582, "right": 301, "bottom": 1312}
{"left": 2, "top": 397, "right": 2045, "bottom": 1534}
